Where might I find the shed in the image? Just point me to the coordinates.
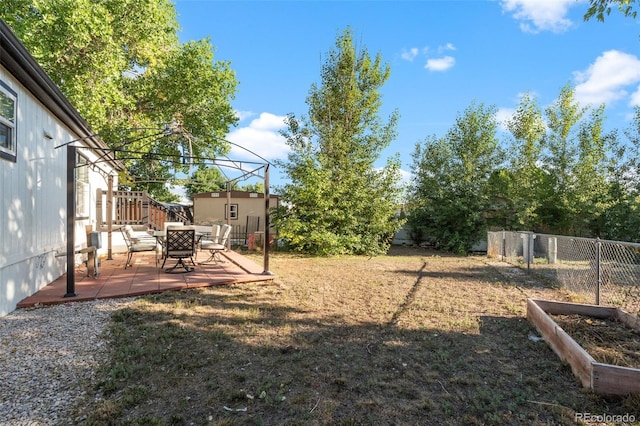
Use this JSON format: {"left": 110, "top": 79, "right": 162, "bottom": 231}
{"left": 192, "top": 190, "right": 279, "bottom": 246}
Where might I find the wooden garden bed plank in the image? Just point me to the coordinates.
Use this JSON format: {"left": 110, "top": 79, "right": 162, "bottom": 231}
{"left": 592, "top": 363, "right": 640, "bottom": 395}
{"left": 533, "top": 299, "right": 616, "bottom": 319}
{"left": 527, "top": 299, "right": 595, "bottom": 389}
{"left": 614, "top": 308, "right": 640, "bottom": 330}
{"left": 527, "top": 299, "right": 640, "bottom": 396}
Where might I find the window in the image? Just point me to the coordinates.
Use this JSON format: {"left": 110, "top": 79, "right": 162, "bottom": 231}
{"left": 0, "top": 81, "right": 17, "bottom": 162}
{"left": 76, "top": 154, "right": 90, "bottom": 218}
{"left": 225, "top": 203, "right": 238, "bottom": 220}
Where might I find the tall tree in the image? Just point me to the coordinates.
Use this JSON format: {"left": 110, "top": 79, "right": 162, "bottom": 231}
{"left": 573, "top": 105, "right": 620, "bottom": 236}
{"left": 1, "top": 0, "right": 238, "bottom": 200}
{"left": 602, "top": 107, "right": 640, "bottom": 241}
{"left": 273, "top": 27, "right": 403, "bottom": 255}
{"left": 502, "top": 92, "right": 547, "bottom": 230}
{"left": 408, "top": 101, "right": 502, "bottom": 254}
{"left": 536, "top": 84, "right": 587, "bottom": 234}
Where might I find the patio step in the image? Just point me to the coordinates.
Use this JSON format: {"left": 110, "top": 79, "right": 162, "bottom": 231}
{"left": 221, "top": 251, "right": 267, "bottom": 275}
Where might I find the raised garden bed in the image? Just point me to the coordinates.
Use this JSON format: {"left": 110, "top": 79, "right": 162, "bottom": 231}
{"left": 527, "top": 298, "right": 640, "bottom": 395}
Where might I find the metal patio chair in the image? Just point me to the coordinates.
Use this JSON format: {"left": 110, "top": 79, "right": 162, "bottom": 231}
{"left": 200, "top": 224, "right": 231, "bottom": 264}
{"left": 161, "top": 226, "right": 197, "bottom": 273}
{"left": 120, "top": 226, "right": 158, "bottom": 268}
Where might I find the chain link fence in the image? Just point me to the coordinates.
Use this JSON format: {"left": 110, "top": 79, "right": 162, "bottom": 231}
{"left": 487, "top": 231, "right": 640, "bottom": 315}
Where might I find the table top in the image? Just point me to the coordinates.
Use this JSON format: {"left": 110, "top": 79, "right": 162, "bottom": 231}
{"left": 151, "top": 230, "right": 205, "bottom": 238}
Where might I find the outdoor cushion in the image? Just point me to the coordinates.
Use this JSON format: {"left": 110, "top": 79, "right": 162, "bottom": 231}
{"left": 131, "top": 241, "right": 158, "bottom": 252}
{"left": 125, "top": 225, "right": 156, "bottom": 244}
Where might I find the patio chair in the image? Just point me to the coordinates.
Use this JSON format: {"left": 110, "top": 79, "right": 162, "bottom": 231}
{"left": 163, "top": 221, "right": 184, "bottom": 232}
{"left": 155, "top": 221, "right": 184, "bottom": 260}
{"left": 120, "top": 226, "right": 158, "bottom": 269}
{"left": 200, "top": 224, "right": 231, "bottom": 264}
{"left": 194, "top": 225, "right": 220, "bottom": 263}
{"left": 161, "top": 226, "right": 197, "bottom": 273}
{"left": 123, "top": 225, "right": 157, "bottom": 244}
{"left": 194, "top": 224, "right": 220, "bottom": 261}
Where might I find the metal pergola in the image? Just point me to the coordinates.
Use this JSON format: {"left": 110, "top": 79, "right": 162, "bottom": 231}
{"left": 56, "top": 127, "right": 274, "bottom": 298}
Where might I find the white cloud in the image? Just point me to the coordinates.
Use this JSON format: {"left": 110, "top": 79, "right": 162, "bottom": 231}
{"left": 168, "top": 184, "right": 191, "bottom": 205}
{"left": 438, "top": 43, "right": 456, "bottom": 53}
{"left": 574, "top": 50, "right": 640, "bottom": 106}
{"left": 234, "top": 110, "right": 254, "bottom": 121}
{"left": 630, "top": 86, "right": 640, "bottom": 107}
{"left": 425, "top": 56, "right": 455, "bottom": 72}
{"left": 500, "top": 0, "right": 580, "bottom": 33}
{"left": 399, "top": 168, "right": 413, "bottom": 185}
{"left": 401, "top": 45, "right": 456, "bottom": 72}
{"left": 401, "top": 47, "right": 419, "bottom": 62}
{"left": 226, "top": 112, "right": 289, "bottom": 162}
{"left": 495, "top": 107, "right": 515, "bottom": 131}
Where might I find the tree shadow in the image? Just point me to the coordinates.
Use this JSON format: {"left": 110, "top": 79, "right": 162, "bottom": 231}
{"left": 78, "top": 286, "right": 634, "bottom": 426}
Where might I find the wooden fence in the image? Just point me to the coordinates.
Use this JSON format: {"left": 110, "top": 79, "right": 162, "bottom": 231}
{"left": 96, "top": 190, "right": 191, "bottom": 231}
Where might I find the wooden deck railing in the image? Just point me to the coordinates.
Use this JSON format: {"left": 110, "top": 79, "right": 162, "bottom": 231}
{"left": 96, "top": 190, "right": 191, "bottom": 231}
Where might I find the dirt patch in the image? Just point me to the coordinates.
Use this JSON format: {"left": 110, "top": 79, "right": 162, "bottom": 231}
{"left": 551, "top": 314, "right": 640, "bottom": 369}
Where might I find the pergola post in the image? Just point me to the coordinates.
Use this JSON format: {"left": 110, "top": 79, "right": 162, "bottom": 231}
{"left": 226, "top": 181, "right": 232, "bottom": 251}
{"left": 263, "top": 164, "right": 272, "bottom": 275}
{"left": 64, "top": 145, "right": 77, "bottom": 298}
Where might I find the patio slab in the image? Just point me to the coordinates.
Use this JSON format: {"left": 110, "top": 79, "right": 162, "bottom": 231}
{"left": 16, "top": 250, "right": 274, "bottom": 308}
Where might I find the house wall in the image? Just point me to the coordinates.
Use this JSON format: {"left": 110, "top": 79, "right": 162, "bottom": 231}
{"left": 0, "top": 65, "right": 115, "bottom": 316}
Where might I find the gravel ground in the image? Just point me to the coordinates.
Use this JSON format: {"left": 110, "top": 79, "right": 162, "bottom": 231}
{"left": 0, "top": 298, "right": 134, "bottom": 425}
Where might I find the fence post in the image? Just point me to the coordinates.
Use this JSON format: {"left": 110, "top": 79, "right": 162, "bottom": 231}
{"left": 522, "top": 232, "right": 533, "bottom": 270}
{"left": 548, "top": 237, "right": 557, "bottom": 264}
{"left": 529, "top": 232, "right": 535, "bottom": 271}
{"left": 522, "top": 232, "right": 534, "bottom": 271}
{"left": 595, "top": 237, "right": 601, "bottom": 305}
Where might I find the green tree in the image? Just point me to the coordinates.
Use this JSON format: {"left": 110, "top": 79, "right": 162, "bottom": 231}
{"left": 408, "top": 101, "right": 502, "bottom": 254}
{"left": 535, "top": 84, "right": 587, "bottom": 234}
{"left": 184, "top": 166, "right": 227, "bottom": 199}
{"left": 501, "top": 92, "right": 547, "bottom": 230}
{"left": 239, "top": 182, "right": 265, "bottom": 193}
{"left": 601, "top": 107, "right": 640, "bottom": 241}
{"left": 573, "top": 105, "right": 620, "bottom": 236}
{"left": 272, "top": 27, "right": 404, "bottom": 255}
{"left": 584, "top": 0, "right": 638, "bottom": 21}
{"left": 533, "top": 84, "right": 621, "bottom": 236}
{"left": 1, "top": 0, "right": 238, "bottom": 201}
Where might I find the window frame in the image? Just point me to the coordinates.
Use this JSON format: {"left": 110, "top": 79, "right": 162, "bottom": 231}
{"left": 0, "top": 80, "right": 17, "bottom": 163}
{"left": 75, "top": 153, "right": 90, "bottom": 219}
{"left": 225, "top": 203, "right": 238, "bottom": 220}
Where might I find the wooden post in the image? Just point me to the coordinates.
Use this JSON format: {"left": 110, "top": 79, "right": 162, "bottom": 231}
{"left": 107, "top": 174, "right": 114, "bottom": 260}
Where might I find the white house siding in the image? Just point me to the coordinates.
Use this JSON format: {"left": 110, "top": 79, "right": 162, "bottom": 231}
{"left": 0, "top": 65, "right": 115, "bottom": 316}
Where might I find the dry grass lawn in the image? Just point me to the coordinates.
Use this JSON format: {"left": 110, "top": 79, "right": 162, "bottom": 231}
{"left": 76, "top": 246, "right": 640, "bottom": 425}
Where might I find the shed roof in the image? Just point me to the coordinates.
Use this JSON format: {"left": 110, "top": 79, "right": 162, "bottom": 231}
{"left": 192, "top": 190, "right": 279, "bottom": 199}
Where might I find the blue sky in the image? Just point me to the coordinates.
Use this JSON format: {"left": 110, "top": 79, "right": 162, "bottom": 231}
{"left": 174, "top": 0, "right": 640, "bottom": 189}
